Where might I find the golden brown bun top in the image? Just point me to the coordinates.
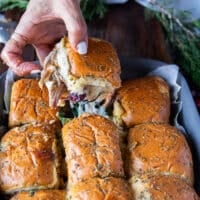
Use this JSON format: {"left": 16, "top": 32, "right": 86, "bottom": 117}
{"left": 9, "top": 79, "right": 59, "bottom": 127}
{"left": 115, "top": 76, "right": 170, "bottom": 127}
{"left": 11, "top": 79, "right": 48, "bottom": 99}
{"left": 65, "top": 37, "right": 121, "bottom": 88}
{"left": 0, "top": 124, "right": 59, "bottom": 193}
{"left": 11, "top": 190, "right": 66, "bottom": 200}
{"left": 62, "top": 113, "right": 120, "bottom": 134}
{"left": 130, "top": 174, "right": 199, "bottom": 200}
{"left": 68, "top": 178, "right": 133, "bottom": 200}
{"left": 62, "top": 113, "right": 124, "bottom": 185}
{"left": 127, "top": 123, "right": 194, "bottom": 185}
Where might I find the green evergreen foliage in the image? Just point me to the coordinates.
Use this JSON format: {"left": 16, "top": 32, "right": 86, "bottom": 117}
{"left": 0, "top": 0, "right": 28, "bottom": 11}
{"left": 0, "top": 0, "right": 108, "bottom": 21}
{"left": 145, "top": 0, "right": 200, "bottom": 88}
{"left": 80, "top": 0, "right": 108, "bottom": 21}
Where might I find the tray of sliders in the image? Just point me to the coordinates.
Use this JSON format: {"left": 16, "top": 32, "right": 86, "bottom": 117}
{"left": 0, "top": 37, "right": 200, "bottom": 200}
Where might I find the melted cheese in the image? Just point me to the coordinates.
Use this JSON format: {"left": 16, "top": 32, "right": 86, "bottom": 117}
{"left": 70, "top": 101, "right": 109, "bottom": 118}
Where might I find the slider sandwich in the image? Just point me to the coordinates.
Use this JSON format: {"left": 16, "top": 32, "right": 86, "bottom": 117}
{"left": 126, "top": 123, "right": 194, "bottom": 186}
{"left": 113, "top": 76, "right": 170, "bottom": 127}
{"left": 0, "top": 125, "right": 60, "bottom": 194}
{"left": 9, "top": 79, "right": 59, "bottom": 128}
{"left": 62, "top": 114, "right": 124, "bottom": 186}
{"left": 39, "top": 37, "right": 121, "bottom": 116}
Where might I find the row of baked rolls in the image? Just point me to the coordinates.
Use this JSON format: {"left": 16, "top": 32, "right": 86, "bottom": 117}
{"left": 0, "top": 79, "right": 66, "bottom": 199}
{"left": 62, "top": 114, "right": 133, "bottom": 199}
{"left": 113, "top": 76, "right": 199, "bottom": 199}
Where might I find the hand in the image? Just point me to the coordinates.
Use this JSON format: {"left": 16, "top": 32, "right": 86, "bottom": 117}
{"left": 1, "top": 0, "right": 87, "bottom": 76}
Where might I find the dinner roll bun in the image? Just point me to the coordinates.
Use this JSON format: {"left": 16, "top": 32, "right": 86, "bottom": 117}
{"left": 0, "top": 125, "right": 60, "bottom": 194}
{"left": 9, "top": 79, "right": 59, "bottom": 128}
{"left": 126, "top": 123, "right": 194, "bottom": 185}
{"left": 113, "top": 76, "right": 170, "bottom": 127}
{"left": 62, "top": 114, "right": 124, "bottom": 186}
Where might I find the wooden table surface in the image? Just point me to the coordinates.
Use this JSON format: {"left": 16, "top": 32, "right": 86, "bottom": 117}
{"left": 87, "top": 1, "right": 171, "bottom": 63}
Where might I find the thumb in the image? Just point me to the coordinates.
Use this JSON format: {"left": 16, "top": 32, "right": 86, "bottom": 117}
{"left": 57, "top": 0, "right": 88, "bottom": 54}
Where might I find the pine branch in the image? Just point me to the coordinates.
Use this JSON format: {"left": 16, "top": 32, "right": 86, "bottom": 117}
{"left": 0, "top": 0, "right": 28, "bottom": 11}
{"left": 145, "top": 2, "right": 200, "bottom": 88}
{"left": 0, "top": 0, "right": 108, "bottom": 21}
{"left": 147, "top": 0, "right": 196, "bottom": 38}
{"left": 80, "top": 0, "right": 108, "bottom": 21}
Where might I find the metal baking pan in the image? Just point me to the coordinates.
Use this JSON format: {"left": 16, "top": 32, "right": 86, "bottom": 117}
{"left": 0, "top": 57, "right": 200, "bottom": 194}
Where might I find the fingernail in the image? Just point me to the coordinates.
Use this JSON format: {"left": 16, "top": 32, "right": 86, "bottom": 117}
{"left": 30, "top": 69, "right": 41, "bottom": 74}
{"left": 77, "top": 41, "right": 87, "bottom": 55}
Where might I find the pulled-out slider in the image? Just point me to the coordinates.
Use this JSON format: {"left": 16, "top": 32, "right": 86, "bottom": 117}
{"left": 39, "top": 37, "right": 121, "bottom": 116}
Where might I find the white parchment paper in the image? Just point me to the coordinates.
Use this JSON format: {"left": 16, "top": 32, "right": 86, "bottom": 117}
{"left": 148, "top": 64, "right": 185, "bottom": 133}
